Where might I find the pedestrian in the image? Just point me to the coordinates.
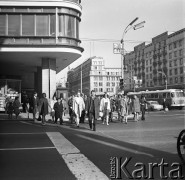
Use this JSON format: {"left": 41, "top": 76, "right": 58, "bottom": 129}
{"left": 85, "top": 90, "right": 100, "bottom": 131}
{"left": 140, "top": 95, "right": 147, "bottom": 120}
{"left": 120, "top": 95, "right": 128, "bottom": 124}
{"left": 100, "top": 92, "right": 111, "bottom": 125}
{"left": 50, "top": 96, "right": 57, "bottom": 122}
{"left": 7, "top": 100, "right": 14, "bottom": 119}
{"left": 68, "top": 96, "right": 74, "bottom": 123}
{"left": 53, "top": 98, "right": 64, "bottom": 125}
{"left": 132, "top": 95, "right": 140, "bottom": 121}
{"left": 13, "top": 96, "right": 21, "bottom": 119}
{"left": 72, "top": 91, "right": 85, "bottom": 128}
{"left": 163, "top": 98, "right": 167, "bottom": 113}
{"left": 30, "top": 92, "right": 40, "bottom": 121}
{"left": 116, "top": 94, "right": 122, "bottom": 121}
{"left": 80, "top": 93, "right": 86, "bottom": 123}
{"left": 109, "top": 97, "right": 115, "bottom": 122}
{"left": 39, "top": 93, "right": 49, "bottom": 125}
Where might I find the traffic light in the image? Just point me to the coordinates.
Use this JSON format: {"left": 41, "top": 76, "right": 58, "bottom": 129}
{"left": 119, "top": 78, "right": 124, "bottom": 90}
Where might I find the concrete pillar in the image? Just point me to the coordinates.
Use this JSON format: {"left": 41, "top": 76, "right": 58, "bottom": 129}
{"left": 41, "top": 58, "right": 56, "bottom": 99}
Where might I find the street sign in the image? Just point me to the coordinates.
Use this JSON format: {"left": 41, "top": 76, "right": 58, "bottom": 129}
{"left": 113, "top": 43, "right": 122, "bottom": 54}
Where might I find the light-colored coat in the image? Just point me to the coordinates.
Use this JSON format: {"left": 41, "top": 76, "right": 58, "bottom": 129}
{"left": 72, "top": 96, "right": 85, "bottom": 117}
{"left": 100, "top": 97, "right": 111, "bottom": 112}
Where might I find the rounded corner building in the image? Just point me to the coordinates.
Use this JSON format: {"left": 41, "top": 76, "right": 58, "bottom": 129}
{"left": 0, "top": 0, "right": 83, "bottom": 102}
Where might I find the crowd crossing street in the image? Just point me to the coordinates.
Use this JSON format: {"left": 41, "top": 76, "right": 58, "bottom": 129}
{"left": 0, "top": 109, "right": 185, "bottom": 180}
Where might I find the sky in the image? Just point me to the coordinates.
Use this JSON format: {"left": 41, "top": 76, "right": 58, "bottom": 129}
{"left": 57, "top": 0, "right": 184, "bottom": 83}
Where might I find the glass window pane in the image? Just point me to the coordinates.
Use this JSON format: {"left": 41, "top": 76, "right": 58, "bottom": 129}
{"left": 0, "top": 15, "right": 6, "bottom": 35}
{"left": 50, "top": 15, "right": 56, "bottom": 36}
{"left": 22, "top": 15, "right": 34, "bottom": 36}
{"left": 8, "top": 15, "right": 20, "bottom": 36}
{"left": 59, "top": 15, "right": 65, "bottom": 36}
{"left": 65, "top": 16, "right": 75, "bottom": 37}
{"left": 36, "top": 15, "right": 49, "bottom": 36}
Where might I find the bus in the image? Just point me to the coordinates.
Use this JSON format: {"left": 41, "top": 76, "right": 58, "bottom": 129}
{"left": 127, "top": 89, "right": 185, "bottom": 109}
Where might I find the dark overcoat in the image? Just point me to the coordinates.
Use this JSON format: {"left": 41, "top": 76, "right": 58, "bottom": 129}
{"left": 54, "top": 102, "right": 63, "bottom": 119}
{"left": 39, "top": 97, "right": 49, "bottom": 116}
{"left": 85, "top": 96, "right": 100, "bottom": 119}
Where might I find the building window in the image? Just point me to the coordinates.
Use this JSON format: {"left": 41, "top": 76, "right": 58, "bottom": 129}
{"left": 180, "top": 58, "right": 183, "bottom": 65}
{"left": 146, "top": 67, "right": 148, "bottom": 72}
{"left": 150, "top": 66, "right": 152, "bottom": 71}
{"left": 170, "top": 78, "right": 173, "bottom": 84}
{"left": 174, "top": 42, "right": 177, "bottom": 49}
{"left": 169, "top": 44, "right": 172, "bottom": 50}
{"left": 112, "top": 77, "right": 115, "bottom": 81}
{"left": 112, "top": 82, "right": 115, "bottom": 86}
{"left": 169, "top": 53, "right": 172, "bottom": 59}
{"left": 179, "top": 40, "right": 182, "bottom": 47}
{"left": 179, "top": 49, "right": 183, "bottom": 56}
{"left": 146, "top": 60, "right": 148, "bottom": 66}
{"left": 94, "top": 77, "right": 98, "bottom": 81}
{"left": 99, "top": 82, "right": 103, "bottom": 86}
{"left": 22, "top": 15, "right": 34, "bottom": 35}
{"left": 175, "top": 77, "right": 178, "bottom": 83}
{"left": 8, "top": 15, "right": 20, "bottom": 36}
{"left": 0, "top": 15, "right": 6, "bottom": 35}
{"left": 150, "top": 74, "right": 152, "bottom": 79}
{"left": 150, "top": 59, "right": 152, "bottom": 64}
{"left": 146, "top": 74, "right": 149, "bottom": 79}
{"left": 174, "top": 59, "right": 177, "bottom": 66}
{"left": 174, "top": 68, "right": 178, "bottom": 75}
{"left": 94, "top": 82, "right": 98, "bottom": 87}
{"left": 180, "top": 67, "right": 183, "bottom": 74}
{"left": 94, "top": 88, "right": 98, "bottom": 92}
{"left": 99, "top": 76, "right": 103, "bottom": 81}
{"left": 106, "top": 82, "right": 110, "bottom": 86}
{"left": 107, "top": 77, "right": 110, "bottom": 81}
{"left": 174, "top": 51, "right": 177, "bottom": 58}
{"left": 169, "top": 69, "right": 172, "bottom": 76}
{"left": 99, "top": 88, "right": 103, "bottom": 92}
{"left": 180, "top": 77, "right": 183, "bottom": 83}
{"left": 36, "top": 15, "right": 49, "bottom": 36}
{"left": 94, "top": 66, "right": 98, "bottom": 70}
{"left": 169, "top": 61, "right": 172, "bottom": 67}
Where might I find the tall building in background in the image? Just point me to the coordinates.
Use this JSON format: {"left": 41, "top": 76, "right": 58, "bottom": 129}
{"left": 0, "top": 0, "right": 83, "bottom": 99}
{"left": 125, "top": 28, "right": 185, "bottom": 92}
{"left": 67, "top": 57, "right": 121, "bottom": 96}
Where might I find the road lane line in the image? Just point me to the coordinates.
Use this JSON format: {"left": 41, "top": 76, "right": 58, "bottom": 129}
{"left": 46, "top": 132, "right": 109, "bottom": 180}
{"left": 0, "top": 147, "right": 55, "bottom": 151}
{"left": 0, "top": 132, "right": 46, "bottom": 135}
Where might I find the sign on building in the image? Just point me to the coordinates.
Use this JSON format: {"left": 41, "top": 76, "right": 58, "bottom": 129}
{"left": 113, "top": 43, "right": 122, "bottom": 54}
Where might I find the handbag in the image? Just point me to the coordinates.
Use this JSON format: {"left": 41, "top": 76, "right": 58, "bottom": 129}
{"left": 99, "top": 111, "right": 103, "bottom": 117}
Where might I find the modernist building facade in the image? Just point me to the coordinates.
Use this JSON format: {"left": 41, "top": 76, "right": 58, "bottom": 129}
{"left": 0, "top": 0, "right": 83, "bottom": 99}
{"left": 124, "top": 28, "right": 185, "bottom": 92}
{"left": 67, "top": 57, "right": 121, "bottom": 96}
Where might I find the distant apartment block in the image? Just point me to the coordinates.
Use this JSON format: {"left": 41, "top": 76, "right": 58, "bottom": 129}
{"left": 124, "top": 28, "right": 185, "bottom": 91}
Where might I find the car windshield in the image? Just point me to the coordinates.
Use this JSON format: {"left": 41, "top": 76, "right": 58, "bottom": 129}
{"left": 150, "top": 101, "right": 159, "bottom": 105}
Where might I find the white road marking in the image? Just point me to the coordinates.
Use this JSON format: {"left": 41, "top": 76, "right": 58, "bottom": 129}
{"left": 0, "top": 147, "right": 55, "bottom": 151}
{"left": 47, "top": 132, "right": 109, "bottom": 180}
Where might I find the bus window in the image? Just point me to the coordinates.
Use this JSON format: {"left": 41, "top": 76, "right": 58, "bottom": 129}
{"left": 163, "top": 93, "right": 166, "bottom": 98}
{"left": 167, "top": 93, "right": 171, "bottom": 98}
{"left": 151, "top": 94, "right": 154, "bottom": 98}
{"left": 159, "top": 93, "right": 163, "bottom": 98}
{"left": 171, "top": 92, "right": 175, "bottom": 98}
{"left": 154, "top": 93, "right": 158, "bottom": 98}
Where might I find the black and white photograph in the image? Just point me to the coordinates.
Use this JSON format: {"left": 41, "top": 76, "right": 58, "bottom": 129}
{"left": 0, "top": 0, "right": 185, "bottom": 179}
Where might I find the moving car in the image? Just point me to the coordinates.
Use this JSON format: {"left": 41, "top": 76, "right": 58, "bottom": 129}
{"left": 147, "top": 101, "right": 163, "bottom": 111}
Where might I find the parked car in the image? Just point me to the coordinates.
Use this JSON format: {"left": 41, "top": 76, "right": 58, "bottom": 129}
{"left": 147, "top": 101, "right": 163, "bottom": 111}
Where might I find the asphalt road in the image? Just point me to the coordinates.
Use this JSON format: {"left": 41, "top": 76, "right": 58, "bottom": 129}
{"left": 0, "top": 109, "right": 184, "bottom": 180}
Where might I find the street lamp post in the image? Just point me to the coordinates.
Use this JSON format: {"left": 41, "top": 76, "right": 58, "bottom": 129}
{"left": 120, "top": 17, "right": 145, "bottom": 86}
{"left": 158, "top": 71, "right": 167, "bottom": 89}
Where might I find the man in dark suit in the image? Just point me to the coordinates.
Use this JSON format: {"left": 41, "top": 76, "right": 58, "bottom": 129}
{"left": 54, "top": 98, "right": 63, "bottom": 125}
{"left": 85, "top": 90, "right": 100, "bottom": 131}
{"left": 30, "top": 92, "right": 40, "bottom": 121}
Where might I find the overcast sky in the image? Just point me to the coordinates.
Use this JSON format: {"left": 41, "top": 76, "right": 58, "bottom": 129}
{"left": 57, "top": 0, "right": 184, "bottom": 82}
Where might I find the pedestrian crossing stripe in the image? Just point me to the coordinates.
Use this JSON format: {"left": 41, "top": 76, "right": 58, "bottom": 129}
{"left": 46, "top": 132, "right": 109, "bottom": 180}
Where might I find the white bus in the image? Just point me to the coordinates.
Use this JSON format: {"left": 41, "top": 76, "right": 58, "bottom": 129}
{"left": 127, "top": 89, "right": 185, "bottom": 109}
